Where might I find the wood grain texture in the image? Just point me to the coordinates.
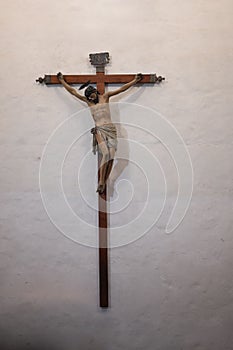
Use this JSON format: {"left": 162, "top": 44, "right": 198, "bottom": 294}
{"left": 42, "top": 74, "right": 156, "bottom": 85}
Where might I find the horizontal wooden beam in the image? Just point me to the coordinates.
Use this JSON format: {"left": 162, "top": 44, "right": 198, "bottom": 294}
{"left": 36, "top": 73, "right": 164, "bottom": 85}
{"left": 99, "top": 74, "right": 161, "bottom": 84}
{"left": 36, "top": 75, "right": 98, "bottom": 85}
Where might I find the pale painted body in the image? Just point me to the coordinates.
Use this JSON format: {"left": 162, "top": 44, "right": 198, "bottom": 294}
{"left": 57, "top": 72, "right": 142, "bottom": 193}
{"left": 89, "top": 99, "right": 112, "bottom": 126}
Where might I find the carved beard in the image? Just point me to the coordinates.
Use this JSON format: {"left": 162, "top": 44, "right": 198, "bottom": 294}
{"left": 88, "top": 94, "right": 99, "bottom": 105}
{"left": 93, "top": 95, "right": 99, "bottom": 104}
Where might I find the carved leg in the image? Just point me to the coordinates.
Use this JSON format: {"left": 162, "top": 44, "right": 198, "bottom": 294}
{"left": 97, "top": 156, "right": 109, "bottom": 194}
{"left": 95, "top": 133, "right": 110, "bottom": 194}
{"left": 104, "top": 148, "right": 115, "bottom": 184}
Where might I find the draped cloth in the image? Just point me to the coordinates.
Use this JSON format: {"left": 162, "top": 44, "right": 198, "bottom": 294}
{"left": 91, "top": 123, "right": 117, "bottom": 155}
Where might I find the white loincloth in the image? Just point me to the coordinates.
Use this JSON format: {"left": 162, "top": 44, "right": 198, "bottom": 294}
{"left": 91, "top": 123, "right": 117, "bottom": 155}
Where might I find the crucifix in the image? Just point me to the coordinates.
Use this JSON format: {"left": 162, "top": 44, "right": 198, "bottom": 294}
{"left": 37, "top": 52, "right": 164, "bottom": 308}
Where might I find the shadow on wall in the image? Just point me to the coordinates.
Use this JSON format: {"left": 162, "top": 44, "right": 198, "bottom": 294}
{"left": 107, "top": 84, "right": 156, "bottom": 197}
{"left": 107, "top": 102, "right": 129, "bottom": 197}
{"left": 0, "top": 341, "right": 55, "bottom": 350}
{"left": 0, "top": 300, "right": 108, "bottom": 350}
{"left": 0, "top": 333, "right": 104, "bottom": 350}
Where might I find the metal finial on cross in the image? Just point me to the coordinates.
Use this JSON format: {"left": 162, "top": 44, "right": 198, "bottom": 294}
{"left": 37, "top": 52, "right": 164, "bottom": 308}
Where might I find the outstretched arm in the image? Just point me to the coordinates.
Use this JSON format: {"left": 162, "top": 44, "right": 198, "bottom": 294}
{"left": 57, "top": 72, "right": 88, "bottom": 104}
{"left": 105, "top": 73, "right": 143, "bottom": 98}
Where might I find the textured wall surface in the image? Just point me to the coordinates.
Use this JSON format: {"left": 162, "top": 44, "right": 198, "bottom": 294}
{"left": 0, "top": 1, "right": 233, "bottom": 349}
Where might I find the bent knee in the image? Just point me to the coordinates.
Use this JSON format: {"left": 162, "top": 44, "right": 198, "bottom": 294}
{"left": 101, "top": 151, "right": 110, "bottom": 161}
{"left": 109, "top": 148, "right": 115, "bottom": 160}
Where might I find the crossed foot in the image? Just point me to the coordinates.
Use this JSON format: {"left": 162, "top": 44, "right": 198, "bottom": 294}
{"left": 96, "top": 183, "right": 106, "bottom": 194}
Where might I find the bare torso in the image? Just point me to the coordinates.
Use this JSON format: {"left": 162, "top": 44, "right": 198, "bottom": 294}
{"left": 89, "top": 94, "right": 112, "bottom": 126}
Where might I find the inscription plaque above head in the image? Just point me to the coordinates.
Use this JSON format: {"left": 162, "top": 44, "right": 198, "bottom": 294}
{"left": 89, "top": 52, "right": 110, "bottom": 67}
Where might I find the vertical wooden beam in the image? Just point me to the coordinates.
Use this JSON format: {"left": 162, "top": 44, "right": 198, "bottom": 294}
{"left": 98, "top": 156, "right": 108, "bottom": 308}
{"left": 96, "top": 72, "right": 109, "bottom": 308}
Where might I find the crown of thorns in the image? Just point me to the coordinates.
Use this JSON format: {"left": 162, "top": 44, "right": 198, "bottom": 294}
{"left": 79, "top": 81, "right": 99, "bottom": 98}
{"left": 84, "top": 86, "right": 98, "bottom": 98}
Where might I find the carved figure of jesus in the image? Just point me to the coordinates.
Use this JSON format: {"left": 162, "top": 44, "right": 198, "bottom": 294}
{"left": 57, "top": 72, "right": 142, "bottom": 194}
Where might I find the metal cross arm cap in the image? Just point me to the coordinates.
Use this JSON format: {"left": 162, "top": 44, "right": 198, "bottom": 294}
{"left": 148, "top": 74, "right": 165, "bottom": 83}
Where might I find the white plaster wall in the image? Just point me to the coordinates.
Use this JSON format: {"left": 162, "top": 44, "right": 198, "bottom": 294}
{"left": 1, "top": 1, "right": 233, "bottom": 349}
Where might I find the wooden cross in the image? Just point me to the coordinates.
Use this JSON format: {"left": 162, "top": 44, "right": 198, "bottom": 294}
{"left": 37, "top": 52, "right": 164, "bottom": 308}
